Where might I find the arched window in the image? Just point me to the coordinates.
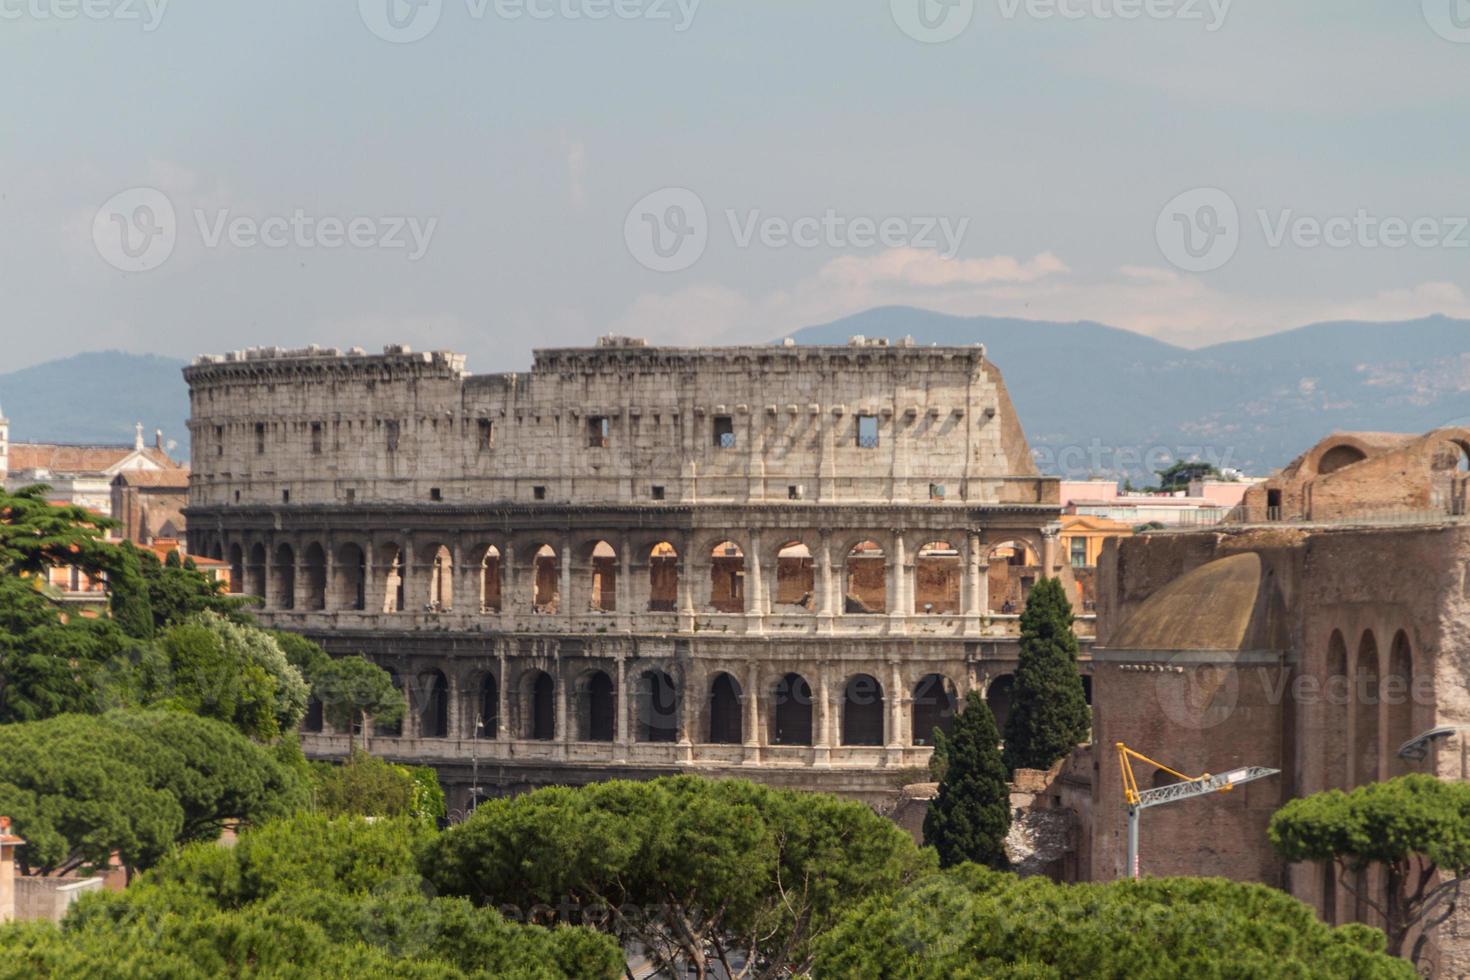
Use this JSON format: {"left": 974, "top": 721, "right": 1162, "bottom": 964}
{"left": 302, "top": 696, "right": 324, "bottom": 734}
{"left": 986, "top": 674, "right": 1016, "bottom": 734}
{"left": 1324, "top": 631, "right": 1349, "bottom": 789}
{"left": 228, "top": 544, "right": 244, "bottom": 595}
{"left": 844, "top": 541, "right": 886, "bottom": 613}
{"left": 710, "top": 541, "right": 745, "bottom": 613}
{"left": 427, "top": 545, "right": 453, "bottom": 612}
{"left": 478, "top": 673, "right": 498, "bottom": 739}
{"left": 302, "top": 543, "right": 327, "bottom": 611}
{"left": 480, "top": 546, "right": 502, "bottom": 613}
{"left": 271, "top": 543, "right": 296, "bottom": 610}
{"left": 381, "top": 545, "right": 405, "bottom": 613}
{"left": 1387, "top": 632, "right": 1413, "bottom": 779}
{"left": 842, "top": 674, "right": 885, "bottom": 746}
{"left": 637, "top": 670, "right": 678, "bottom": 743}
{"left": 707, "top": 673, "right": 743, "bottom": 744}
{"left": 525, "top": 671, "right": 555, "bottom": 741}
{"left": 987, "top": 541, "right": 1039, "bottom": 614}
{"left": 911, "top": 674, "right": 957, "bottom": 746}
{"left": 580, "top": 671, "right": 616, "bottom": 742}
{"left": 247, "top": 543, "right": 267, "bottom": 599}
{"left": 1354, "top": 632, "right": 1380, "bottom": 785}
{"left": 649, "top": 542, "right": 679, "bottom": 612}
{"left": 914, "top": 541, "right": 960, "bottom": 614}
{"left": 588, "top": 541, "right": 617, "bottom": 612}
{"left": 532, "top": 545, "right": 559, "bottom": 614}
{"left": 375, "top": 670, "right": 404, "bottom": 737}
{"left": 417, "top": 670, "right": 448, "bottom": 738}
{"left": 772, "top": 673, "right": 813, "bottom": 746}
{"left": 334, "top": 543, "right": 366, "bottom": 611}
{"left": 775, "top": 541, "right": 815, "bottom": 610}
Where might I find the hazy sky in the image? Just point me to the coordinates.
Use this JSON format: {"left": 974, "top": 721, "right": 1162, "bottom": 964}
{"left": 3, "top": 1, "right": 1469, "bottom": 373}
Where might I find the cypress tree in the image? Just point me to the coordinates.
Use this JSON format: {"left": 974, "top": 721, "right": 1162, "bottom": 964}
{"left": 1002, "top": 577, "right": 1090, "bottom": 774}
{"left": 923, "top": 691, "right": 1011, "bottom": 869}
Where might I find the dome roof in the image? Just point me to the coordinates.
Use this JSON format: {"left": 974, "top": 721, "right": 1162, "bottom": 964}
{"left": 1109, "top": 552, "right": 1264, "bottom": 652}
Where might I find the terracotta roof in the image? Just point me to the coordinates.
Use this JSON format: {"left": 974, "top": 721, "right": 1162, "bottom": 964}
{"left": 112, "top": 469, "right": 190, "bottom": 489}
{"left": 8, "top": 443, "right": 180, "bottom": 476}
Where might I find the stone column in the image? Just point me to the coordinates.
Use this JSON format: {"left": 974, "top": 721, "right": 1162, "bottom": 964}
{"left": 555, "top": 652, "right": 570, "bottom": 760}
{"left": 447, "top": 672, "right": 463, "bottom": 739}
{"left": 887, "top": 661, "right": 905, "bottom": 756}
{"left": 363, "top": 539, "right": 377, "bottom": 615}
{"left": 818, "top": 532, "right": 835, "bottom": 633}
{"left": 617, "top": 539, "right": 632, "bottom": 621}
{"left": 560, "top": 542, "right": 573, "bottom": 621}
{"left": 813, "top": 664, "right": 832, "bottom": 768}
{"left": 677, "top": 671, "right": 694, "bottom": 763}
{"left": 502, "top": 541, "right": 517, "bottom": 621}
{"left": 965, "top": 533, "right": 986, "bottom": 634}
{"left": 679, "top": 535, "right": 696, "bottom": 630}
{"left": 615, "top": 654, "right": 630, "bottom": 762}
{"left": 1042, "top": 524, "right": 1060, "bottom": 579}
{"left": 746, "top": 529, "right": 764, "bottom": 634}
{"left": 743, "top": 662, "right": 761, "bottom": 763}
{"left": 496, "top": 646, "right": 510, "bottom": 740}
{"left": 402, "top": 675, "right": 419, "bottom": 739}
{"left": 322, "top": 537, "right": 336, "bottom": 612}
{"left": 888, "top": 533, "right": 908, "bottom": 626}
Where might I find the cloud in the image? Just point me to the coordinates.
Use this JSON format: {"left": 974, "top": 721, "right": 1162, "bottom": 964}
{"left": 818, "top": 249, "right": 1068, "bottom": 288}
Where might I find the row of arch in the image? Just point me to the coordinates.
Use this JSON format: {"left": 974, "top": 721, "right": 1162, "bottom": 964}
{"left": 1322, "top": 627, "right": 1417, "bottom": 790}
{"left": 221, "top": 534, "right": 1043, "bottom": 617}
{"left": 305, "top": 668, "right": 970, "bottom": 748}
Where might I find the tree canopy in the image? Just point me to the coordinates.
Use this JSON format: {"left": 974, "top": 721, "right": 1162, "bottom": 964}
{"left": 924, "top": 691, "right": 1011, "bottom": 870}
{"left": 1270, "top": 775, "right": 1470, "bottom": 965}
{"left": 311, "top": 750, "right": 445, "bottom": 827}
{"left": 1002, "top": 577, "right": 1091, "bottom": 774}
{"left": 313, "top": 655, "right": 406, "bottom": 751}
{"left": 813, "top": 864, "right": 1413, "bottom": 978}
{"left": 423, "top": 775, "right": 934, "bottom": 979}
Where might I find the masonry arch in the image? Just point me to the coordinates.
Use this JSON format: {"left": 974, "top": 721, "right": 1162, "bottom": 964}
{"left": 577, "top": 669, "right": 616, "bottom": 742}
{"left": 774, "top": 541, "right": 815, "bottom": 610}
{"left": 586, "top": 540, "right": 618, "bottom": 612}
{"left": 1317, "top": 444, "right": 1368, "bottom": 476}
{"left": 915, "top": 541, "right": 961, "bottom": 614}
{"left": 426, "top": 544, "right": 453, "bottom": 612}
{"left": 771, "top": 672, "right": 813, "bottom": 746}
{"left": 709, "top": 541, "right": 745, "bottom": 613}
{"left": 986, "top": 540, "right": 1040, "bottom": 614}
{"left": 479, "top": 545, "right": 502, "bottom": 613}
{"left": 302, "top": 694, "right": 324, "bottom": 734}
{"left": 333, "top": 542, "right": 367, "bottom": 611}
{"left": 1354, "top": 631, "right": 1381, "bottom": 785}
{"left": 521, "top": 669, "right": 556, "bottom": 741}
{"left": 636, "top": 669, "right": 679, "bottom": 743}
{"left": 247, "top": 543, "right": 267, "bottom": 599}
{"left": 911, "top": 673, "right": 958, "bottom": 746}
{"left": 531, "top": 544, "right": 559, "bottom": 614}
{"left": 841, "top": 673, "right": 885, "bottom": 746}
{"left": 477, "top": 672, "right": 498, "bottom": 738}
{"left": 1324, "top": 630, "right": 1349, "bottom": 789}
{"left": 844, "top": 540, "right": 887, "bottom": 614}
{"left": 375, "top": 669, "right": 404, "bottom": 737}
{"left": 380, "top": 544, "right": 405, "bottom": 613}
{"left": 302, "top": 542, "right": 327, "bottom": 611}
{"left": 987, "top": 674, "right": 1016, "bottom": 734}
{"left": 648, "top": 541, "right": 679, "bottom": 612}
{"left": 1387, "top": 631, "right": 1414, "bottom": 778}
{"left": 707, "top": 672, "right": 743, "bottom": 744}
{"left": 271, "top": 543, "right": 296, "bottom": 610}
{"left": 228, "top": 543, "right": 244, "bottom": 595}
{"left": 416, "top": 669, "right": 448, "bottom": 738}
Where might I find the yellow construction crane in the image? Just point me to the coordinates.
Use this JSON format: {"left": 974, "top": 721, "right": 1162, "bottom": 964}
{"left": 1115, "top": 742, "right": 1279, "bottom": 880}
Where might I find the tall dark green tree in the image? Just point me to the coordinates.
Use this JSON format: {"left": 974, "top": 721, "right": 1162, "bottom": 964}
{"left": 1002, "top": 577, "right": 1090, "bottom": 774}
{"left": 923, "top": 691, "right": 1011, "bottom": 870}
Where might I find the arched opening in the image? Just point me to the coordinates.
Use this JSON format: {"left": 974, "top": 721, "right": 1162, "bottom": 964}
{"left": 844, "top": 540, "right": 887, "bottom": 613}
{"left": 986, "top": 674, "right": 1016, "bottom": 734}
{"left": 478, "top": 673, "right": 498, "bottom": 739}
{"left": 914, "top": 541, "right": 961, "bottom": 614}
{"left": 648, "top": 541, "right": 679, "bottom": 612}
{"left": 987, "top": 541, "right": 1039, "bottom": 614}
{"left": 772, "top": 672, "right": 813, "bottom": 746}
{"left": 1354, "top": 632, "right": 1380, "bottom": 785}
{"left": 416, "top": 669, "right": 448, "bottom": 738}
{"left": 381, "top": 545, "right": 405, "bottom": 613}
{"left": 1317, "top": 444, "right": 1368, "bottom": 476}
{"left": 247, "top": 543, "right": 267, "bottom": 599}
{"left": 302, "top": 696, "right": 324, "bottom": 734}
{"left": 911, "top": 674, "right": 957, "bottom": 746}
{"left": 271, "top": 543, "right": 296, "bottom": 610}
{"left": 1387, "top": 631, "right": 1413, "bottom": 778}
{"left": 579, "top": 671, "right": 616, "bottom": 742}
{"left": 302, "top": 543, "right": 327, "bottom": 611}
{"left": 710, "top": 541, "right": 745, "bottom": 613}
{"left": 532, "top": 545, "right": 559, "bottom": 614}
{"left": 774, "top": 541, "right": 815, "bottom": 610}
{"left": 333, "top": 543, "right": 367, "bottom": 611}
{"left": 707, "top": 673, "right": 743, "bottom": 744}
{"left": 375, "top": 670, "right": 404, "bottom": 737}
{"left": 588, "top": 540, "right": 617, "bottom": 612}
{"left": 842, "top": 674, "right": 885, "bottom": 746}
{"left": 480, "top": 546, "right": 502, "bottom": 613}
{"left": 524, "top": 670, "right": 556, "bottom": 741}
{"left": 1325, "top": 630, "right": 1349, "bottom": 789}
{"left": 427, "top": 545, "right": 453, "bottom": 612}
{"left": 637, "top": 670, "right": 679, "bottom": 743}
{"left": 228, "top": 544, "right": 244, "bottom": 595}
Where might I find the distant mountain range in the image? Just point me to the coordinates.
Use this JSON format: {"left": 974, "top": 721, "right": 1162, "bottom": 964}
{"left": 5, "top": 311, "right": 1470, "bottom": 480}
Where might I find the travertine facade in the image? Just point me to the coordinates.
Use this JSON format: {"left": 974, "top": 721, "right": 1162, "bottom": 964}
{"left": 184, "top": 337, "right": 1085, "bottom": 804}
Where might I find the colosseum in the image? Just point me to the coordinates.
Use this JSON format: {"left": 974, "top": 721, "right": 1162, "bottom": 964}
{"left": 183, "top": 336, "right": 1086, "bottom": 808}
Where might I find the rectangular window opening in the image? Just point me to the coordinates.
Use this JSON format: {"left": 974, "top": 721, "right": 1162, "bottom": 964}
{"left": 587, "top": 416, "right": 610, "bottom": 449}
{"left": 857, "top": 415, "right": 880, "bottom": 449}
{"left": 385, "top": 419, "right": 401, "bottom": 453}
{"left": 430, "top": 487, "right": 443, "bottom": 502}
{"left": 254, "top": 423, "right": 265, "bottom": 455}
{"left": 713, "top": 416, "right": 736, "bottom": 449}
{"left": 533, "top": 485, "right": 547, "bottom": 501}
{"left": 478, "top": 418, "right": 494, "bottom": 450}
{"left": 311, "top": 422, "right": 323, "bottom": 455}
{"left": 652, "top": 485, "right": 666, "bottom": 501}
